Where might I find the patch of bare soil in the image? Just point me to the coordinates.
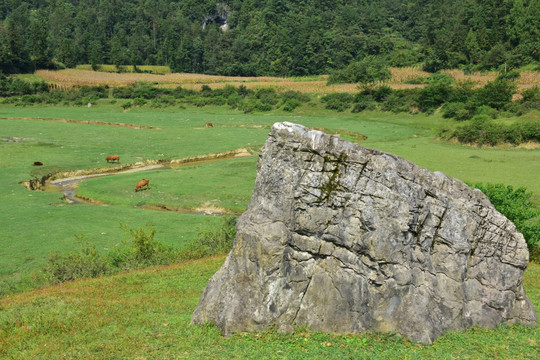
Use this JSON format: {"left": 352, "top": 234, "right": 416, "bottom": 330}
{"left": 169, "top": 147, "right": 257, "bottom": 167}
{"left": 136, "top": 202, "right": 233, "bottom": 216}
{"left": 0, "top": 117, "right": 159, "bottom": 129}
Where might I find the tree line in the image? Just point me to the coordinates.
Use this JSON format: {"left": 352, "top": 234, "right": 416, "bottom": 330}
{"left": 1, "top": 0, "right": 539, "bottom": 75}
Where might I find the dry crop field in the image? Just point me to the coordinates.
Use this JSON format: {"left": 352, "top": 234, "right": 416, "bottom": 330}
{"left": 34, "top": 67, "right": 540, "bottom": 94}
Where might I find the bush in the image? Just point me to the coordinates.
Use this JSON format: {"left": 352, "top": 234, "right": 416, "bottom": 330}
{"left": 473, "top": 79, "right": 516, "bottom": 110}
{"left": 379, "top": 89, "right": 419, "bottom": 113}
{"left": 374, "top": 85, "right": 392, "bottom": 102}
{"left": 521, "top": 86, "right": 540, "bottom": 103}
{"left": 418, "top": 74, "right": 455, "bottom": 112}
{"left": 327, "top": 56, "right": 391, "bottom": 85}
{"left": 227, "top": 94, "right": 244, "bottom": 109}
{"left": 514, "top": 120, "right": 540, "bottom": 142}
{"left": 42, "top": 225, "right": 181, "bottom": 285}
{"left": 476, "top": 105, "right": 498, "bottom": 119}
{"left": 112, "top": 86, "right": 134, "bottom": 99}
{"left": 453, "top": 115, "right": 500, "bottom": 145}
{"left": 193, "top": 216, "right": 237, "bottom": 257}
{"left": 442, "top": 102, "right": 468, "bottom": 120}
{"left": 255, "top": 87, "right": 279, "bottom": 106}
{"left": 43, "top": 236, "right": 111, "bottom": 284}
{"left": 280, "top": 90, "right": 310, "bottom": 104}
{"left": 283, "top": 98, "right": 300, "bottom": 112}
{"left": 112, "top": 224, "right": 176, "bottom": 267}
{"left": 321, "top": 92, "right": 354, "bottom": 112}
{"left": 254, "top": 101, "right": 273, "bottom": 112}
{"left": 133, "top": 97, "right": 147, "bottom": 107}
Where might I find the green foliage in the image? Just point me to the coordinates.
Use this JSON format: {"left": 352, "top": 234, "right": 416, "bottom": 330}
{"left": 321, "top": 92, "right": 354, "bottom": 111}
{"left": 1, "top": 1, "right": 539, "bottom": 75}
{"left": 191, "top": 215, "right": 237, "bottom": 257}
{"left": 327, "top": 57, "right": 391, "bottom": 85}
{"left": 474, "top": 79, "right": 516, "bottom": 110}
{"left": 442, "top": 102, "right": 472, "bottom": 121}
{"left": 453, "top": 115, "right": 540, "bottom": 145}
{"left": 41, "top": 219, "right": 237, "bottom": 286}
{"left": 471, "top": 183, "right": 540, "bottom": 259}
{"left": 453, "top": 115, "right": 501, "bottom": 145}
{"left": 418, "top": 74, "right": 456, "bottom": 112}
{"left": 43, "top": 236, "right": 112, "bottom": 284}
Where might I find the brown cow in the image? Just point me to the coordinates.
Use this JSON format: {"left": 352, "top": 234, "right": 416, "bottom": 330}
{"left": 205, "top": 122, "right": 213, "bottom": 128}
{"left": 106, "top": 155, "right": 120, "bottom": 163}
{"left": 33, "top": 161, "right": 43, "bottom": 166}
{"left": 135, "top": 179, "right": 150, "bottom": 192}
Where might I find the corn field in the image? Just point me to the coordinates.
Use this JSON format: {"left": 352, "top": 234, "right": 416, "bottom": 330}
{"left": 34, "top": 67, "right": 540, "bottom": 94}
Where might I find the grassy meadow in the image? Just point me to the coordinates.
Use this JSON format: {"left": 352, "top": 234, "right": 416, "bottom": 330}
{"left": 1, "top": 104, "right": 539, "bottom": 278}
{"left": 0, "top": 98, "right": 539, "bottom": 358}
{"left": 0, "top": 257, "right": 538, "bottom": 359}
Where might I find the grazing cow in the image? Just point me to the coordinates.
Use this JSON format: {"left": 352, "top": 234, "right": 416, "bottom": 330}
{"left": 106, "top": 155, "right": 120, "bottom": 163}
{"left": 135, "top": 179, "right": 150, "bottom": 192}
{"left": 33, "top": 161, "right": 43, "bottom": 166}
{"left": 206, "top": 122, "right": 213, "bottom": 128}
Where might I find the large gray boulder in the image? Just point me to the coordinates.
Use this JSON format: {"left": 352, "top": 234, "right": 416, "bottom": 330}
{"left": 192, "top": 122, "right": 536, "bottom": 344}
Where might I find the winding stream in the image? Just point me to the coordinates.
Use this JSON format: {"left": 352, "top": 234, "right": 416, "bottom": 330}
{"left": 46, "top": 164, "right": 166, "bottom": 204}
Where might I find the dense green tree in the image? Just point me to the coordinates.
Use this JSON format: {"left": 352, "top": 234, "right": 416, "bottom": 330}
{"left": 0, "top": 0, "right": 539, "bottom": 75}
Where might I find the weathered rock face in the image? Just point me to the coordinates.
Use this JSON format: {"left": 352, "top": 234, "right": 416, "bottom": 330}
{"left": 192, "top": 122, "right": 537, "bottom": 344}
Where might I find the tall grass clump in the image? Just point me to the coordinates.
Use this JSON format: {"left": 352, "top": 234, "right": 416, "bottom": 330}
{"left": 43, "top": 235, "right": 113, "bottom": 284}
{"left": 41, "top": 218, "right": 237, "bottom": 286}
{"left": 185, "top": 215, "right": 237, "bottom": 258}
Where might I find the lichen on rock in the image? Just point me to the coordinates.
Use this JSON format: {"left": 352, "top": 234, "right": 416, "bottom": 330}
{"left": 191, "top": 122, "right": 537, "bottom": 344}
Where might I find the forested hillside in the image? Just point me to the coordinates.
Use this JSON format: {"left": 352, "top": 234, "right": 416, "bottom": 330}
{"left": 1, "top": 0, "right": 539, "bottom": 75}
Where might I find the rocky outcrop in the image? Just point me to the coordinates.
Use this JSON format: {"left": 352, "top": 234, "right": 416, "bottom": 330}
{"left": 192, "top": 122, "right": 536, "bottom": 344}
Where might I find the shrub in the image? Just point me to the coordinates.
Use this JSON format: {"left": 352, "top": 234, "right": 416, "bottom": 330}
{"left": 418, "top": 74, "right": 455, "bottom": 112}
{"left": 442, "top": 102, "right": 467, "bottom": 119}
{"left": 255, "top": 87, "right": 279, "bottom": 105}
{"left": 121, "top": 101, "right": 133, "bottom": 110}
{"left": 254, "top": 101, "right": 273, "bottom": 112}
{"left": 476, "top": 105, "right": 498, "bottom": 119}
{"left": 453, "top": 115, "right": 500, "bottom": 145}
{"left": 521, "top": 86, "right": 540, "bottom": 102}
{"left": 133, "top": 97, "right": 147, "bottom": 107}
{"left": 515, "top": 120, "right": 540, "bottom": 142}
{"left": 473, "top": 79, "right": 516, "bottom": 110}
{"left": 283, "top": 98, "right": 300, "bottom": 112}
{"left": 327, "top": 56, "right": 391, "bottom": 85}
{"left": 112, "top": 87, "right": 134, "bottom": 99}
{"left": 43, "top": 236, "right": 111, "bottom": 284}
{"left": 321, "top": 92, "right": 354, "bottom": 112}
{"left": 227, "top": 94, "right": 243, "bottom": 109}
{"left": 280, "top": 90, "right": 310, "bottom": 104}
{"left": 374, "top": 85, "right": 392, "bottom": 102}
{"left": 193, "top": 216, "right": 237, "bottom": 257}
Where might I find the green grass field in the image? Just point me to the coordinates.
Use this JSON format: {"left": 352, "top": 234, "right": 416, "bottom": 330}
{"left": 1, "top": 104, "right": 539, "bottom": 280}
{"left": 1, "top": 103, "right": 538, "bottom": 358}
{"left": 0, "top": 257, "right": 538, "bottom": 359}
